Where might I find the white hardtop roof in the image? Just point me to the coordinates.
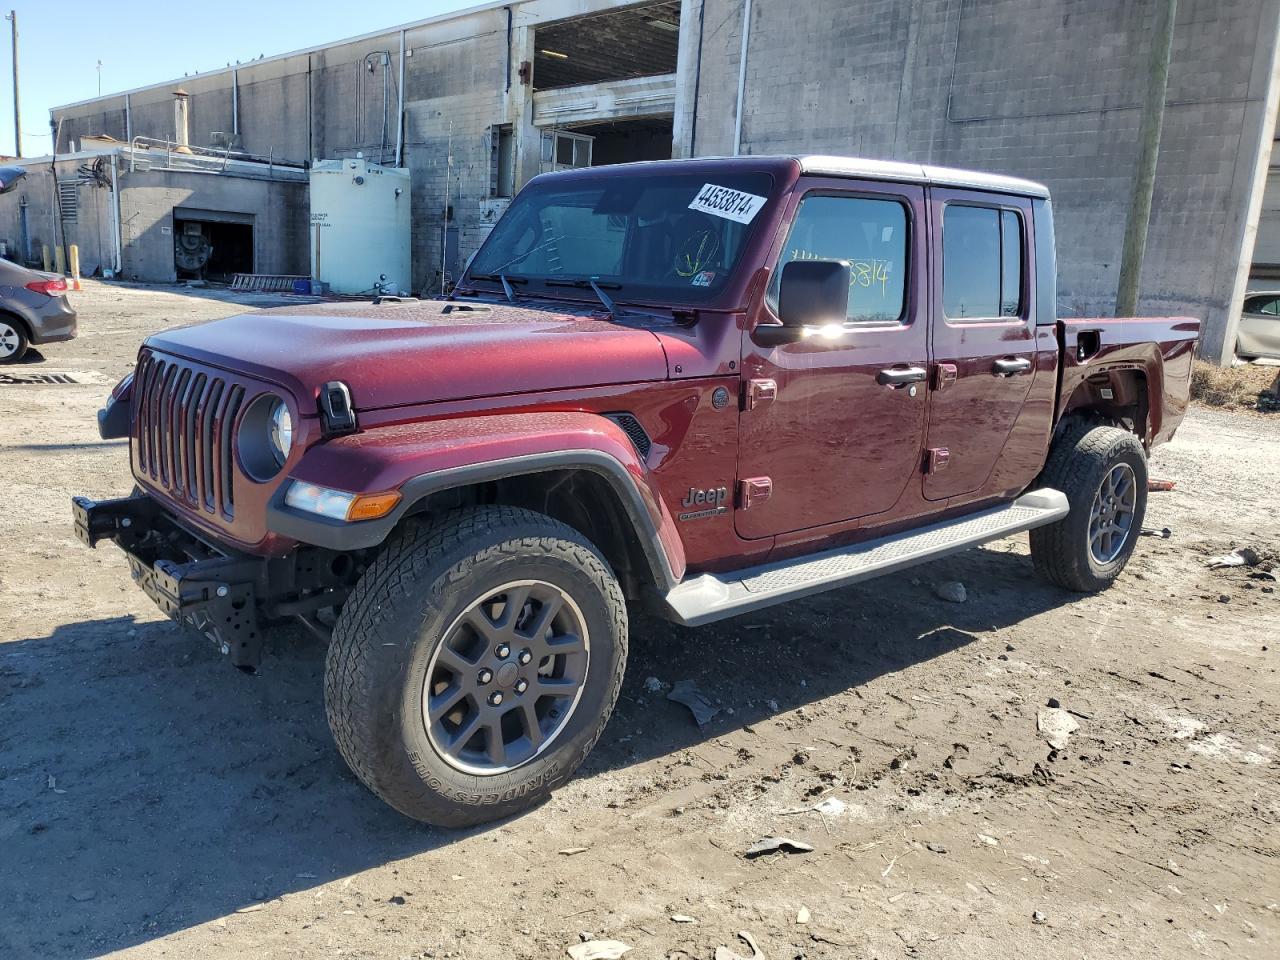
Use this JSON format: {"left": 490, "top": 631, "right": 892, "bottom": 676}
{"left": 796, "top": 155, "right": 1050, "bottom": 198}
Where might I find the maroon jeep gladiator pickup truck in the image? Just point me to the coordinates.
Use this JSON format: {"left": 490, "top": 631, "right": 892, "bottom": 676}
{"left": 74, "top": 155, "right": 1198, "bottom": 826}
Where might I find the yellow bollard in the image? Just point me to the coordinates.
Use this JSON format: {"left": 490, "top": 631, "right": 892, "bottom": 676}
{"left": 68, "top": 244, "right": 81, "bottom": 290}
{"left": 54, "top": 244, "right": 65, "bottom": 276}
{"left": 41, "top": 244, "right": 50, "bottom": 271}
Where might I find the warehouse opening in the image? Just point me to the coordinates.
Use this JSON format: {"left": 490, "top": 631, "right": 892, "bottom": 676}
{"left": 533, "top": 2, "right": 679, "bottom": 92}
{"left": 173, "top": 208, "right": 255, "bottom": 282}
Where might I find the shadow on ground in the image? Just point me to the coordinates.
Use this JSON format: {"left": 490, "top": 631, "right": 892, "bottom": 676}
{"left": 0, "top": 543, "right": 1072, "bottom": 957}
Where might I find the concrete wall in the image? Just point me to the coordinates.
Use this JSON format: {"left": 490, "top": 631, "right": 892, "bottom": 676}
{"left": 0, "top": 158, "right": 116, "bottom": 276}
{"left": 116, "top": 168, "right": 308, "bottom": 281}
{"left": 692, "top": 0, "right": 1280, "bottom": 359}
{"left": 48, "top": 0, "right": 1280, "bottom": 359}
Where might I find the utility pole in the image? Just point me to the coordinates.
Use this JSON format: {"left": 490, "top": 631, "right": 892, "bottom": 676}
{"left": 97, "top": 59, "right": 103, "bottom": 97}
{"left": 4, "top": 10, "right": 19, "bottom": 157}
{"left": 1115, "top": 0, "right": 1177, "bottom": 317}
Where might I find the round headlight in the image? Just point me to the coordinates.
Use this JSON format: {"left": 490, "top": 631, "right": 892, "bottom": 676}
{"left": 238, "top": 393, "right": 294, "bottom": 482}
{"left": 269, "top": 400, "right": 293, "bottom": 465}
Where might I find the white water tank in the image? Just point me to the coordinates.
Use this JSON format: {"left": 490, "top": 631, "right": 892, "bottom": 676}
{"left": 310, "top": 157, "right": 411, "bottom": 295}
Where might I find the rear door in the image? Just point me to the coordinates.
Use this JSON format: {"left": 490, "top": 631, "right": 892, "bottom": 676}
{"left": 736, "top": 179, "right": 929, "bottom": 539}
{"left": 1238, "top": 294, "right": 1280, "bottom": 358}
{"left": 924, "top": 189, "right": 1038, "bottom": 501}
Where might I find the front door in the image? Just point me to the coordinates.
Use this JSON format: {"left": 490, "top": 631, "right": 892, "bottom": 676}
{"left": 924, "top": 189, "right": 1038, "bottom": 501}
{"left": 736, "top": 180, "right": 929, "bottom": 540}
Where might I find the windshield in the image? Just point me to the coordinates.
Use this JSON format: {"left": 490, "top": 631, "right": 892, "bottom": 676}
{"left": 466, "top": 171, "right": 775, "bottom": 303}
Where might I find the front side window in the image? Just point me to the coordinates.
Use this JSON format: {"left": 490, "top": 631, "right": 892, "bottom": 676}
{"left": 943, "top": 204, "right": 1024, "bottom": 320}
{"left": 768, "top": 195, "right": 909, "bottom": 323}
{"left": 466, "top": 171, "right": 775, "bottom": 303}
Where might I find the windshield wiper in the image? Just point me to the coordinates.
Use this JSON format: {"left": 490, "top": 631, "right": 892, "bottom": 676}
{"left": 469, "top": 272, "right": 527, "bottom": 303}
{"left": 543, "top": 277, "right": 626, "bottom": 319}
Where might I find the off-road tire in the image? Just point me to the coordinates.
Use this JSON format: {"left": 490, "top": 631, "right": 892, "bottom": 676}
{"left": 324, "top": 506, "right": 627, "bottom": 827}
{"left": 1030, "top": 424, "right": 1148, "bottom": 592}
{"left": 0, "top": 316, "right": 29, "bottom": 364}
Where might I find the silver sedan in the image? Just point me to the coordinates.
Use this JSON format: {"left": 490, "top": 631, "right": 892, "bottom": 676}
{"left": 1237, "top": 290, "right": 1280, "bottom": 360}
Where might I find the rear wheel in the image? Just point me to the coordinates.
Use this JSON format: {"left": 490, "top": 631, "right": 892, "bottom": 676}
{"left": 0, "top": 317, "right": 28, "bottom": 363}
{"left": 1030, "top": 424, "right": 1148, "bottom": 592}
{"left": 324, "top": 506, "right": 627, "bottom": 826}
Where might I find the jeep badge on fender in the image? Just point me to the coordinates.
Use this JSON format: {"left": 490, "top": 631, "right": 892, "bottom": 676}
{"left": 679, "top": 485, "right": 729, "bottom": 521}
{"left": 73, "top": 155, "right": 1198, "bottom": 828}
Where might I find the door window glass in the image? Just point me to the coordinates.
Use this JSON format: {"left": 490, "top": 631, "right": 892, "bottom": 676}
{"left": 944, "top": 204, "right": 1024, "bottom": 320}
{"left": 1001, "top": 210, "right": 1023, "bottom": 316}
{"left": 768, "top": 195, "right": 908, "bottom": 323}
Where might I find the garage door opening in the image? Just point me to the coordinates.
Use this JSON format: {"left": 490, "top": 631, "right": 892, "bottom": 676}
{"left": 572, "top": 118, "right": 674, "bottom": 167}
{"left": 173, "top": 209, "right": 255, "bottom": 282}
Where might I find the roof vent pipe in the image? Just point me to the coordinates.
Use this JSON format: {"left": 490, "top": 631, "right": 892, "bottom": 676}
{"left": 173, "top": 88, "right": 192, "bottom": 154}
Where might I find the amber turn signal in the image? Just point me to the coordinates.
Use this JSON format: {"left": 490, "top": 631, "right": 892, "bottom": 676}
{"left": 346, "top": 491, "right": 402, "bottom": 521}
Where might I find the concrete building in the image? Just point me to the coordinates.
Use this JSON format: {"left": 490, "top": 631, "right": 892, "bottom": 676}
{"left": 23, "top": 0, "right": 1280, "bottom": 361}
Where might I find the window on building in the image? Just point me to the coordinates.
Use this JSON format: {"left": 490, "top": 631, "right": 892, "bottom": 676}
{"left": 491, "top": 125, "right": 515, "bottom": 198}
{"left": 767, "top": 194, "right": 908, "bottom": 323}
{"left": 943, "top": 204, "right": 1024, "bottom": 320}
{"left": 540, "top": 130, "right": 593, "bottom": 173}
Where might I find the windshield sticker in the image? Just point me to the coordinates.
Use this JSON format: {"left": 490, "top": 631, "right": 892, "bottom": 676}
{"left": 690, "top": 270, "right": 716, "bottom": 287}
{"left": 688, "top": 184, "right": 767, "bottom": 224}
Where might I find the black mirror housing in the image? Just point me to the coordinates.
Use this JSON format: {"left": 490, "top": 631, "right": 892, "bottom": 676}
{"left": 778, "top": 259, "right": 851, "bottom": 328}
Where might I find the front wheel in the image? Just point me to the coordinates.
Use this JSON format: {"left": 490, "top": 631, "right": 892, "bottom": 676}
{"left": 1030, "top": 425, "right": 1148, "bottom": 592}
{"left": 324, "top": 506, "right": 627, "bottom": 827}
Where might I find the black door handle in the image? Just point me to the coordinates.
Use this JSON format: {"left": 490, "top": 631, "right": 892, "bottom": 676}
{"left": 992, "top": 357, "right": 1033, "bottom": 376}
{"left": 877, "top": 366, "right": 928, "bottom": 387}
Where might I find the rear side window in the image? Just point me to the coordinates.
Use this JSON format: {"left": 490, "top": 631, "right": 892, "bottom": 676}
{"left": 943, "top": 204, "right": 1024, "bottom": 320}
{"left": 1246, "top": 296, "right": 1280, "bottom": 315}
{"left": 769, "top": 194, "right": 908, "bottom": 323}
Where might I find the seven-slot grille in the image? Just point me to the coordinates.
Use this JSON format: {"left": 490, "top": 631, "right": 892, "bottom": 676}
{"left": 132, "top": 350, "right": 245, "bottom": 518}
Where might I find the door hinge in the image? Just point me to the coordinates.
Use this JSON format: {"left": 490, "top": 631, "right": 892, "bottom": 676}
{"left": 925, "top": 447, "right": 951, "bottom": 474}
{"left": 739, "top": 476, "right": 772, "bottom": 509}
{"left": 745, "top": 378, "right": 777, "bottom": 410}
{"left": 934, "top": 363, "right": 958, "bottom": 391}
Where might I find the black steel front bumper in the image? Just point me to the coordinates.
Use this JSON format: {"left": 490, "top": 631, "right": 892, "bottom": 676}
{"left": 74, "top": 494, "right": 281, "bottom": 667}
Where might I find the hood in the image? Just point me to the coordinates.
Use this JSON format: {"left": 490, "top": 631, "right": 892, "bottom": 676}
{"left": 144, "top": 299, "right": 671, "bottom": 412}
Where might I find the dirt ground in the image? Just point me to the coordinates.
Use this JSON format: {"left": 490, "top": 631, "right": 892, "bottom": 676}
{"left": 1, "top": 280, "right": 1277, "bottom": 960}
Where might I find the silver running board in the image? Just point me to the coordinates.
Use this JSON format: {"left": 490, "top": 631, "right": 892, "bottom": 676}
{"left": 662, "top": 489, "right": 1069, "bottom": 627}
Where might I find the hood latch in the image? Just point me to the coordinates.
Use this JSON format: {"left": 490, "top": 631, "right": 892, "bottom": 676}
{"left": 318, "top": 381, "right": 359, "bottom": 437}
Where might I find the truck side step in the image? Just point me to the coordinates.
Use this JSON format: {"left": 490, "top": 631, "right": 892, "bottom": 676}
{"left": 661, "top": 489, "right": 1069, "bottom": 626}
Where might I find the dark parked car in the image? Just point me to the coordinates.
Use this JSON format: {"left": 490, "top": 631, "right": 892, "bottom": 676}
{"left": 76, "top": 155, "right": 1199, "bottom": 826}
{"left": 0, "top": 257, "right": 77, "bottom": 363}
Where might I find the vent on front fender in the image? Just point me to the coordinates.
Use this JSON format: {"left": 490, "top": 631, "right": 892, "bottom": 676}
{"left": 604, "top": 413, "right": 651, "bottom": 460}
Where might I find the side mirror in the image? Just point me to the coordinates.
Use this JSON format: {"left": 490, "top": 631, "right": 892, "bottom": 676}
{"left": 754, "top": 259, "right": 851, "bottom": 346}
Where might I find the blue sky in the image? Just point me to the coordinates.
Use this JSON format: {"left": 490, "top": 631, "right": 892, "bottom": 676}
{"left": 0, "top": 0, "right": 478, "bottom": 157}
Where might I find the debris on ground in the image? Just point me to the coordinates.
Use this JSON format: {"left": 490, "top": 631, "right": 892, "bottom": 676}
{"left": 1148, "top": 478, "right": 1177, "bottom": 492}
{"left": 811, "top": 796, "right": 846, "bottom": 817}
{"left": 745, "top": 837, "right": 815, "bottom": 858}
{"left": 1208, "top": 547, "right": 1261, "bottom": 568}
{"left": 69, "top": 890, "right": 96, "bottom": 902}
{"left": 796, "top": 906, "right": 811, "bottom": 924}
{"left": 558, "top": 847, "right": 589, "bottom": 856}
{"left": 1032, "top": 910, "right": 1048, "bottom": 925}
{"left": 1037, "top": 706, "right": 1081, "bottom": 750}
{"left": 934, "top": 581, "right": 967, "bottom": 603}
{"left": 566, "top": 939, "right": 631, "bottom": 960}
{"left": 666, "top": 680, "right": 720, "bottom": 727}
{"left": 643, "top": 676, "right": 664, "bottom": 693}
{"left": 926, "top": 842, "right": 948, "bottom": 854}
{"left": 670, "top": 914, "right": 696, "bottom": 923}
{"left": 714, "top": 931, "right": 763, "bottom": 960}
